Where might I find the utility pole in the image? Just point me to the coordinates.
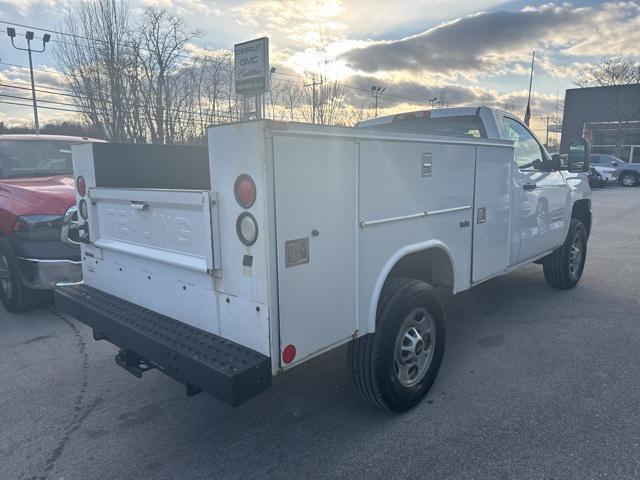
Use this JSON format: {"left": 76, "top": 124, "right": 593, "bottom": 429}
{"left": 371, "top": 85, "right": 385, "bottom": 117}
{"left": 524, "top": 51, "right": 535, "bottom": 126}
{"left": 545, "top": 115, "right": 550, "bottom": 148}
{"left": 6, "top": 28, "right": 50, "bottom": 134}
{"left": 304, "top": 75, "right": 323, "bottom": 124}
{"left": 263, "top": 66, "right": 276, "bottom": 119}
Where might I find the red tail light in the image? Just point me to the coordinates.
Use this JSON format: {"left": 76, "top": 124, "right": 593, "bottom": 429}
{"left": 76, "top": 176, "right": 87, "bottom": 197}
{"left": 234, "top": 174, "right": 256, "bottom": 209}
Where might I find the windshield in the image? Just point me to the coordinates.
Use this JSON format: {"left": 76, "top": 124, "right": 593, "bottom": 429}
{"left": 361, "top": 115, "right": 487, "bottom": 138}
{"left": 603, "top": 155, "right": 626, "bottom": 164}
{"left": 0, "top": 140, "right": 75, "bottom": 179}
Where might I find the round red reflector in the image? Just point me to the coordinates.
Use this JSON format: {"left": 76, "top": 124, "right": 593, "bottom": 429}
{"left": 282, "top": 344, "right": 296, "bottom": 364}
{"left": 76, "top": 176, "right": 87, "bottom": 197}
{"left": 234, "top": 174, "right": 256, "bottom": 208}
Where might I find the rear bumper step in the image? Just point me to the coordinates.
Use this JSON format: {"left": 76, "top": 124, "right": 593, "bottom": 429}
{"left": 54, "top": 285, "right": 271, "bottom": 406}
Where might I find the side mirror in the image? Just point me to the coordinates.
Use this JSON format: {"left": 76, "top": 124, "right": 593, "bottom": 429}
{"left": 550, "top": 153, "right": 562, "bottom": 171}
{"left": 568, "top": 138, "right": 590, "bottom": 173}
{"left": 612, "top": 161, "right": 618, "bottom": 167}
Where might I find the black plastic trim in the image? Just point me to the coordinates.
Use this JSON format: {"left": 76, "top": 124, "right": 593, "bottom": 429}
{"left": 54, "top": 285, "right": 272, "bottom": 406}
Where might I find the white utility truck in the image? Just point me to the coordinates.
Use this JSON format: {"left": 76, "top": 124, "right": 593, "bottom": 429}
{"left": 55, "top": 107, "right": 592, "bottom": 412}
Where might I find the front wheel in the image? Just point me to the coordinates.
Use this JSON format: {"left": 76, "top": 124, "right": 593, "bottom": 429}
{"left": 620, "top": 171, "right": 639, "bottom": 187}
{"left": 543, "top": 219, "right": 587, "bottom": 290}
{"left": 348, "top": 277, "right": 446, "bottom": 412}
{"left": 0, "top": 238, "right": 44, "bottom": 313}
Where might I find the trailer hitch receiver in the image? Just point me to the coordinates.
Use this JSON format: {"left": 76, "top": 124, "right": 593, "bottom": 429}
{"left": 115, "top": 349, "right": 155, "bottom": 378}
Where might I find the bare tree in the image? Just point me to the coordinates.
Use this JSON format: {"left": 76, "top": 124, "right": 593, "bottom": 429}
{"left": 133, "top": 8, "right": 202, "bottom": 144}
{"left": 316, "top": 79, "right": 348, "bottom": 125}
{"left": 56, "top": 0, "right": 133, "bottom": 141}
{"left": 576, "top": 54, "right": 640, "bottom": 87}
{"left": 280, "top": 80, "right": 304, "bottom": 121}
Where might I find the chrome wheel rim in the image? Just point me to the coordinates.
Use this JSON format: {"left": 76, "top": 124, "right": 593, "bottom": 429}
{"left": 0, "top": 253, "right": 12, "bottom": 299}
{"left": 568, "top": 232, "right": 584, "bottom": 279}
{"left": 394, "top": 308, "right": 436, "bottom": 387}
{"left": 622, "top": 174, "right": 635, "bottom": 187}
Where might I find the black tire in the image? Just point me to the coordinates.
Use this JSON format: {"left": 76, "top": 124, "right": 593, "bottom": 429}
{"left": 620, "top": 171, "right": 639, "bottom": 187}
{"left": 0, "top": 238, "right": 44, "bottom": 313}
{"left": 543, "top": 219, "right": 587, "bottom": 290}
{"left": 348, "top": 277, "right": 446, "bottom": 412}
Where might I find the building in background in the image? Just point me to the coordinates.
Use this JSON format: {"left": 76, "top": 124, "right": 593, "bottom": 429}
{"left": 561, "top": 84, "right": 640, "bottom": 163}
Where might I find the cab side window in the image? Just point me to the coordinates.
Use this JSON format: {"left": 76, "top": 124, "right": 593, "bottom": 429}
{"left": 502, "top": 117, "right": 545, "bottom": 170}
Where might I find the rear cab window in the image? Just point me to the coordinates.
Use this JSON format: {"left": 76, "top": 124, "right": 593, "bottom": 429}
{"left": 360, "top": 115, "right": 487, "bottom": 139}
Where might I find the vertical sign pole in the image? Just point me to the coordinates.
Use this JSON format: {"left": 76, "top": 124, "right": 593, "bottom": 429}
{"left": 234, "top": 37, "right": 270, "bottom": 123}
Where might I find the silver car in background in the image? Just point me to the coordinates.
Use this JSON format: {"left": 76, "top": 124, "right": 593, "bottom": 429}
{"left": 591, "top": 154, "right": 640, "bottom": 187}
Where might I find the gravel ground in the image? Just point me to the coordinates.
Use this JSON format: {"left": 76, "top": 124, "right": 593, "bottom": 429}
{"left": 1, "top": 186, "right": 639, "bottom": 480}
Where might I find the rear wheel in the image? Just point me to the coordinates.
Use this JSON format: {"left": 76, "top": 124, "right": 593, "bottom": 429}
{"left": 620, "top": 171, "right": 639, "bottom": 187}
{"left": 543, "top": 219, "right": 587, "bottom": 290}
{"left": 348, "top": 277, "right": 446, "bottom": 412}
{"left": 0, "top": 238, "right": 44, "bottom": 313}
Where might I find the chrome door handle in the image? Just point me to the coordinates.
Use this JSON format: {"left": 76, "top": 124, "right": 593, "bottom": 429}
{"left": 130, "top": 201, "right": 148, "bottom": 210}
{"left": 523, "top": 183, "right": 537, "bottom": 191}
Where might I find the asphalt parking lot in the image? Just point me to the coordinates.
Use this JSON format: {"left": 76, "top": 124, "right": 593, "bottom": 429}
{"left": 1, "top": 186, "right": 639, "bottom": 480}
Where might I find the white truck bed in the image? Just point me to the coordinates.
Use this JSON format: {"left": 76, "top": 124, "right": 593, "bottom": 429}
{"left": 57, "top": 120, "right": 515, "bottom": 405}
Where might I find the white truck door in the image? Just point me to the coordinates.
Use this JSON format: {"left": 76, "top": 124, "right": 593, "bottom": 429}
{"left": 472, "top": 145, "right": 512, "bottom": 282}
{"left": 500, "top": 116, "right": 568, "bottom": 264}
{"left": 273, "top": 135, "right": 358, "bottom": 366}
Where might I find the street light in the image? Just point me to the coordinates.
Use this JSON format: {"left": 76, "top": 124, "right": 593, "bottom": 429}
{"left": 372, "top": 85, "right": 385, "bottom": 117}
{"left": 262, "top": 66, "right": 277, "bottom": 119}
{"left": 6, "top": 28, "right": 51, "bottom": 134}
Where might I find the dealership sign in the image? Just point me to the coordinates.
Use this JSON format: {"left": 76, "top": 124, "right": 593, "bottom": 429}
{"left": 234, "top": 37, "right": 269, "bottom": 96}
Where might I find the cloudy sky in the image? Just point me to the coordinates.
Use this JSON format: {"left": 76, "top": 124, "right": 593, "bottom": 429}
{"left": 0, "top": 0, "right": 639, "bottom": 137}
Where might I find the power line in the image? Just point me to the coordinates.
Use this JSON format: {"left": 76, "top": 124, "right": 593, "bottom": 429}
{"left": 0, "top": 84, "right": 241, "bottom": 125}
{"left": 0, "top": 81, "right": 79, "bottom": 97}
{"left": 0, "top": 80, "right": 239, "bottom": 121}
{"left": 0, "top": 19, "right": 204, "bottom": 63}
{"left": 0, "top": 92, "right": 80, "bottom": 108}
{"left": 0, "top": 98, "right": 82, "bottom": 114}
{"left": 1, "top": 98, "right": 230, "bottom": 129}
{"left": 1, "top": 19, "right": 432, "bottom": 107}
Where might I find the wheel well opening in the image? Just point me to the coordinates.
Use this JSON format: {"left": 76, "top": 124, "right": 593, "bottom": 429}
{"left": 387, "top": 248, "right": 454, "bottom": 291}
{"left": 572, "top": 199, "right": 591, "bottom": 237}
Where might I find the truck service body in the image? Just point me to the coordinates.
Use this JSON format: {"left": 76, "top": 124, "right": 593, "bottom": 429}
{"left": 55, "top": 107, "right": 592, "bottom": 411}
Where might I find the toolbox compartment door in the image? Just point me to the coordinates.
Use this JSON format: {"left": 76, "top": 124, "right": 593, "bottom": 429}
{"left": 472, "top": 145, "right": 512, "bottom": 282}
{"left": 273, "top": 135, "right": 358, "bottom": 366}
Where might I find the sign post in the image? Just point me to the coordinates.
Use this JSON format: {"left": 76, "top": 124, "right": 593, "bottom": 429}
{"left": 234, "top": 37, "right": 269, "bottom": 120}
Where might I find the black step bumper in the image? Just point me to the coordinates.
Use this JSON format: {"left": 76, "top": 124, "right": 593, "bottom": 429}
{"left": 54, "top": 285, "right": 271, "bottom": 406}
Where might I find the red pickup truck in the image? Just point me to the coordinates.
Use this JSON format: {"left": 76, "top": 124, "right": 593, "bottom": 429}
{"left": 0, "top": 134, "right": 103, "bottom": 312}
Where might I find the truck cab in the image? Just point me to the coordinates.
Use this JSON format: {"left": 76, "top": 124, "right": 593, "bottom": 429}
{"left": 0, "top": 134, "right": 104, "bottom": 312}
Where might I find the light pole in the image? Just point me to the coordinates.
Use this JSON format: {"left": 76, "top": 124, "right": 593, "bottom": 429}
{"left": 371, "top": 86, "right": 385, "bottom": 117}
{"left": 263, "top": 66, "right": 276, "bottom": 119}
{"left": 6, "top": 28, "right": 50, "bottom": 134}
